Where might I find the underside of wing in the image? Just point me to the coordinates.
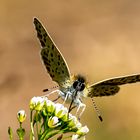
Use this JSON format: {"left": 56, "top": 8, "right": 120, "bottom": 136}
{"left": 88, "top": 74, "right": 140, "bottom": 97}
{"left": 33, "top": 18, "right": 70, "bottom": 86}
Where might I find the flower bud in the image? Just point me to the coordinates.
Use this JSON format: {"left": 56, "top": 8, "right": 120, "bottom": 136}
{"left": 72, "top": 134, "right": 86, "bottom": 140}
{"left": 75, "top": 122, "right": 82, "bottom": 129}
{"left": 72, "top": 134, "right": 79, "bottom": 140}
{"left": 55, "top": 103, "right": 68, "bottom": 120}
{"left": 76, "top": 126, "right": 89, "bottom": 136}
{"left": 68, "top": 114, "right": 79, "bottom": 128}
{"left": 29, "top": 96, "right": 45, "bottom": 111}
{"left": 48, "top": 116, "right": 60, "bottom": 128}
{"left": 17, "top": 110, "right": 26, "bottom": 123}
{"left": 44, "top": 99, "right": 55, "bottom": 113}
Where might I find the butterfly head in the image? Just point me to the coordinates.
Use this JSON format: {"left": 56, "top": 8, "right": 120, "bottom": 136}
{"left": 72, "top": 75, "right": 86, "bottom": 92}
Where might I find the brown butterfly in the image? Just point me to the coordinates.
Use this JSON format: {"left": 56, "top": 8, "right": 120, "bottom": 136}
{"left": 34, "top": 17, "right": 140, "bottom": 121}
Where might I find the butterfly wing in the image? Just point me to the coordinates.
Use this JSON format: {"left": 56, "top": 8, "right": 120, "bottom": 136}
{"left": 33, "top": 18, "right": 70, "bottom": 86}
{"left": 88, "top": 74, "right": 140, "bottom": 97}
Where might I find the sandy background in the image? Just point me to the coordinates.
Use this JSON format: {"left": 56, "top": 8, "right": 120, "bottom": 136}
{"left": 1, "top": 0, "right": 140, "bottom": 139}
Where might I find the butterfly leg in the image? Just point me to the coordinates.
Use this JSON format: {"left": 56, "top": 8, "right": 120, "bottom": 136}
{"left": 41, "top": 90, "right": 61, "bottom": 102}
{"left": 42, "top": 90, "right": 67, "bottom": 103}
{"left": 75, "top": 100, "right": 86, "bottom": 120}
{"left": 68, "top": 105, "right": 77, "bottom": 112}
{"left": 43, "top": 89, "right": 60, "bottom": 97}
{"left": 58, "top": 91, "right": 71, "bottom": 105}
{"left": 53, "top": 96, "right": 61, "bottom": 102}
{"left": 62, "top": 92, "right": 70, "bottom": 105}
{"left": 78, "top": 103, "right": 86, "bottom": 120}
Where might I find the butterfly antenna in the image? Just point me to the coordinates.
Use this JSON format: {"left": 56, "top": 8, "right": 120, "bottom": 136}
{"left": 43, "top": 85, "right": 59, "bottom": 92}
{"left": 91, "top": 97, "right": 103, "bottom": 122}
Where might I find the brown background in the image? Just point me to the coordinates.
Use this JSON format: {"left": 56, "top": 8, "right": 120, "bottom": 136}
{"left": 1, "top": 0, "right": 140, "bottom": 139}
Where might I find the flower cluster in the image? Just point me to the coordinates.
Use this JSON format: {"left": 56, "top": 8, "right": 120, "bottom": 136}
{"left": 29, "top": 96, "right": 89, "bottom": 140}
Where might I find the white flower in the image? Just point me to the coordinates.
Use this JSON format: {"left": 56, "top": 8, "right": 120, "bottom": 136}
{"left": 72, "top": 134, "right": 79, "bottom": 140}
{"left": 76, "top": 126, "right": 89, "bottom": 135}
{"left": 55, "top": 103, "right": 68, "bottom": 120}
{"left": 44, "top": 99, "right": 55, "bottom": 113}
{"left": 72, "top": 134, "right": 85, "bottom": 140}
{"left": 75, "top": 122, "right": 82, "bottom": 129}
{"left": 48, "top": 116, "right": 61, "bottom": 128}
{"left": 68, "top": 114, "right": 79, "bottom": 128}
{"left": 29, "top": 96, "right": 45, "bottom": 111}
{"left": 17, "top": 110, "right": 26, "bottom": 123}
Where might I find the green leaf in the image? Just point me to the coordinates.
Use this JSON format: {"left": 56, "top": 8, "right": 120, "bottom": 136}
{"left": 17, "top": 128, "right": 25, "bottom": 140}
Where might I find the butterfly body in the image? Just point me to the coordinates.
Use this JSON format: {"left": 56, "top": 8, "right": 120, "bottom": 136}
{"left": 33, "top": 17, "right": 140, "bottom": 119}
{"left": 59, "top": 75, "right": 88, "bottom": 103}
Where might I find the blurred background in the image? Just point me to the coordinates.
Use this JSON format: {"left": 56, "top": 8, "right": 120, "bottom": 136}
{"left": 1, "top": 0, "right": 140, "bottom": 139}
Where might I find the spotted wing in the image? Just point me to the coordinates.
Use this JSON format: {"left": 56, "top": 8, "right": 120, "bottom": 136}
{"left": 88, "top": 74, "right": 140, "bottom": 97}
{"left": 33, "top": 18, "right": 70, "bottom": 86}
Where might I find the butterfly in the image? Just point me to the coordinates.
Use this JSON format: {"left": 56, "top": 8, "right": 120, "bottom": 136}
{"left": 33, "top": 17, "right": 140, "bottom": 121}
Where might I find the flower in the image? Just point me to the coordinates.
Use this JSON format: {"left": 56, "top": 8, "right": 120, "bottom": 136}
{"left": 76, "top": 126, "right": 89, "bottom": 136}
{"left": 75, "top": 122, "right": 82, "bottom": 129}
{"left": 17, "top": 110, "right": 26, "bottom": 123}
{"left": 72, "top": 134, "right": 85, "bottom": 140}
{"left": 54, "top": 103, "right": 68, "bottom": 121}
{"left": 29, "top": 96, "right": 45, "bottom": 111}
{"left": 68, "top": 114, "right": 80, "bottom": 129}
{"left": 29, "top": 96, "right": 89, "bottom": 139}
{"left": 48, "top": 116, "right": 61, "bottom": 128}
{"left": 44, "top": 99, "right": 55, "bottom": 113}
{"left": 72, "top": 134, "right": 79, "bottom": 140}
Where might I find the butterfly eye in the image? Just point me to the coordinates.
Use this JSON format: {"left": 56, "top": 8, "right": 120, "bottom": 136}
{"left": 73, "top": 81, "right": 79, "bottom": 89}
{"left": 73, "top": 81, "right": 85, "bottom": 91}
{"left": 79, "top": 83, "right": 85, "bottom": 91}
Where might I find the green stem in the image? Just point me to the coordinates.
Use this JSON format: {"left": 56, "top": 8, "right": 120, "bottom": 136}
{"left": 20, "top": 122, "right": 22, "bottom": 129}
{"left": 40, "top": 127, "right": 71, "bottom": 140}
{"left": 36, "top": 121, "right": 39, "bottom": 139}
{"left": 30, "top": 110, "right": 35, "bottom": 140}
{"left": 40, "top": 130, "right": 61, "bottom": 140}
{"left": 19, "top": 123, "right": 23, "bottom": 140}
{"left": 40, "top": 128, "right": 51, "bottom": 140}
{"left": 8, "top": 127, "right": 13, "bottom": 140}
{"left": 61, "top": 135, "right": 72, "bottom": 140}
